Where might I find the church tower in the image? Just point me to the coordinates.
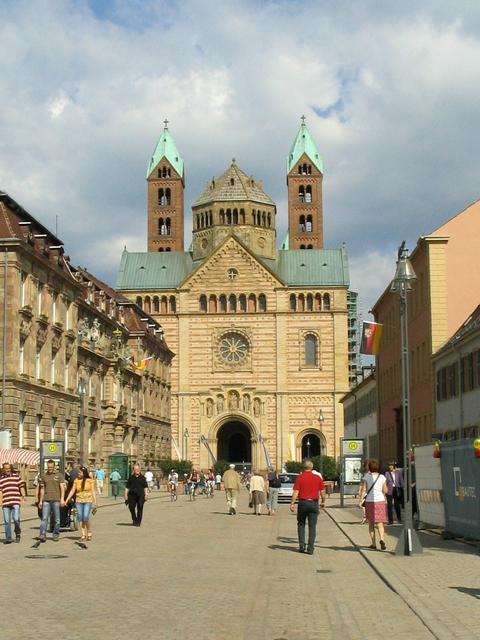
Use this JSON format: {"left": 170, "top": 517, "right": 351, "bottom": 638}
{"left": 146, "top": 121, "right": 184, "bottom": 252}
{"left": 286, "top": 117, "right": 324, "bottom": 249}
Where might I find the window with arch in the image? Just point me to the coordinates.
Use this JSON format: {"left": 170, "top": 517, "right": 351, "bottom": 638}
{"left": 233, "top": 209, "right": 238, "bottom": 224}
{"left": 158, "top": 248, "right": 164, "bottom": 252}
{"left": 323, "top": 293, "right": 331, "bottom": 310}
{"left": 165, "top": 188, "right": 171, "bottom": 205}
{"left": 220, "top": 209, "right": 225, "bottom": 224}
{"left": 228, "top": 294, "right": 237, "bottom": 312}
{"left": 299, "top": 215, "right": 306, "bottom": 232}
{"left": 208, "top": 295, "right": 217, "bottom": 313}
{"left": 165, "top": 217, "right": 171, "bottom": 235}
{"left": 290, "top": 294, "right": 297, "bottom": 312}
{"left": 153, "top": 296, "right": 160, "bottom": 313}
{"left": 256, "top": 212, "right": 261, "bottom": 225}
{"left": 299, "top": 185, "right": 305, "bottom": 202}
{"left": 196, "top": 215, "right": 201, "bottom": 230}
{"left": 305, "top": 185, "right": 312, "bottom": 203}
{"left": 300, "top": 244, "right": 306, "bottom": 249}
{"left": 262, "top": 212, "right": 266, "bottom": 227}
{"left": 306, "top": 294, "right": 313, "bottom": 311}
{"left": 304, "top": 333, "right": 319, "bottom": 367}
{"left": 230, "top": 178, "right": 234, "bottom": 186}
{"left": 166, "top": 247, "right": 171, "bottom": 252}
{"left": 258, "top": 294, "right": 267, "bottom": 312}
{"left": 136, "top": 296, "right": 143, "bottom": 309}
{"left": 248, "top": 294, "right": 256, "bottom": 312}
{"left": 315, "top": 293, "right": 322, "bottom": 311}
{"left": 160, "top": 296, "right": 168, "bottom": 314}
{"left": 252, "top": 210, "right": 256, "bottom": 225}
{"left": 144, "top": 296, "right": 151, "bottom": 314}
{"left": 306, "top": 215, "right": 313, "bottom": 232}
{"left": 267, "top": 213, "right": 271, "bottom": 227}
{"left": 226, "top": 210, "right": 232, "bottom": 225}
{"left": 169, "top": 296, "right": 176, "bottom": 313}
{"left": 239, "top": 294, "right": 247, "bottom": 312}
{"left": 298, "top": 294, "right": 305, "bottom": 312}
{"left": 307, "top": 244, "right": 313, "bottom": 249}
{"left": 199, "top": 295, "right": 207, "bottom": 313}
{"left": 219, "top": 295, "right": 227, "bottom": 313}
{"left": 209, "top": 211, "right": 213, "bottom": 226}
{"left": 240, "top": 209, "right": 245, "bottom": 224}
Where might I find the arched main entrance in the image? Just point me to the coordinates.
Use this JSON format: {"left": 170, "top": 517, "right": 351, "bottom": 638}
{"left": 301, "top": 433, "right": 321, "bottom": 459}
{"left": 217, "top": 420, "right": 252, "bottom": 463}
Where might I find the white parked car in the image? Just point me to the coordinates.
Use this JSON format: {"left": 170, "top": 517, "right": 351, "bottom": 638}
{"left": 277, "top": 473, "right": 299, "bottom": 502}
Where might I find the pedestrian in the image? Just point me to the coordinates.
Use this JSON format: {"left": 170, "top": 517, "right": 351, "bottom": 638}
{"left": 222, "top": 463, "right": 242, "bottom": 515}
{"left": 249, "top": 470, "right": 266, "bottom": 516}
{"left": 290, "top": 459, "right": 326, "bottom": 555}
{"left": 68, "top": 461, "right": 80, "bottom": 483}
{"left": 95, "top": 465, "right": 106, "bottom": 496}
{"left": 359, "top": 459, "right": 369, "bottom": 524}
{"left": 0, "top": 463, "right": 26, "bottom": 544}
{"left": 125, "top": 464, "right": 149, "bottom": 526}
{"left": 110, "top": 468, "right": 121, "bottom": 499}
{"left": 385, "top": 461, "right": 403, "bottom": 525}
{"left": 145, "top": 468, "right": 154, "bottom": 491}
{"left": 66, "top": 466, "right": 97, "bottom": 541}
{"left": 215, "top": 472, "right": 222, "bottom": 490}
{"left": 183, "top": 473, "right": 189, "bottom": 495}
{"left": 38, "top": 459, "right": 67, "bottom": 542}
{"left": 359, "top": 459, "right": 388, "bottom": 550}
{"left": 266, "top": 469, "right": 282, "bottom": 516}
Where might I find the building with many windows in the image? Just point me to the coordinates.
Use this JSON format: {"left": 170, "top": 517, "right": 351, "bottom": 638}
{"left": 0, "top": 191, "right": 173, "bottom": 468}
{"left": 116, "top": 120, "right": 350, "bottom": 469}
{"left": 340, "top": 368, "right": 378, "bottom": 460}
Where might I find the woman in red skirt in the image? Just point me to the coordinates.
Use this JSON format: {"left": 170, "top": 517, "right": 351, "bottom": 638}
{"left": 359, "top": 459, "right": 388, "bottom": 550}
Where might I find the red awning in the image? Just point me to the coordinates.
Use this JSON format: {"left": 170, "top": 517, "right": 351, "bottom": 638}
{"left": 0, "top": 448, "right": 40, "bottom": 466}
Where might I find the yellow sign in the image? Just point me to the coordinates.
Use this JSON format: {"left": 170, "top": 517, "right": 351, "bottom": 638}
{"left": 348, "top": 442, "right": 358, "bottom": 452}
{"left": 48, "top": 443, "right": 58, "bottom": 454}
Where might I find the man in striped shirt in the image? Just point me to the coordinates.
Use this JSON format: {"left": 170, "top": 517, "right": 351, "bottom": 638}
{"left": 0, "top": 463, "right": 26, "bottom": 544}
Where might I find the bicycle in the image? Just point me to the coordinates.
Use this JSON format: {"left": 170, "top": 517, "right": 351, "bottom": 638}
{"left": 169, "top": 482, "right": 177, "bottom": 502}
{"left": 205, "top": 481, "right": 214, "bottom": 498}
{"left": 189, "top": 481, "right": 197, "bottom": 501}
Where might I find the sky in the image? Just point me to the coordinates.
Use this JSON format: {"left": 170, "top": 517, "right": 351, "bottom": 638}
{"left": 1, "top": 0, "right": 480, "bottom": 319}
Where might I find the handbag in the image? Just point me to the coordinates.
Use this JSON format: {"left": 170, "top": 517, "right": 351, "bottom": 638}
{"left": 361, "top": 474, "right": 380, "bottom": 507}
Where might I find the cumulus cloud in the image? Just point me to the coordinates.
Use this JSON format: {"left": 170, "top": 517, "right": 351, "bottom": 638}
{"left": 1, "top": 0, "right": 479, "bottom": 313}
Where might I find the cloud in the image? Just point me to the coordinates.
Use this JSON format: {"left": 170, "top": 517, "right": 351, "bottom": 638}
{"left": 1, "top": 0, "right": 480, "bottom": 314}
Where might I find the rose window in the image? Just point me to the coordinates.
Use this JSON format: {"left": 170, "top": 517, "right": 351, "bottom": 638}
{"left": 219, "top": 332, "right": 249, "bottom": 364}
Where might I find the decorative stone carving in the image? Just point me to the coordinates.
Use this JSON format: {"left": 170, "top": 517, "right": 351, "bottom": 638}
{"left": 228, "top": 390, "right": 240, "bottom": 411}
{"left": 206, "top": 398, "right": 214, "bottom": 417}
{"left": 216, "top": 395, "right": 225, "bottom": 414}
{"left": 253, "top": 397, "right": 261, "bottom": 417}
{"left": 242, "top": 394, "right": 251, "bottom": 413}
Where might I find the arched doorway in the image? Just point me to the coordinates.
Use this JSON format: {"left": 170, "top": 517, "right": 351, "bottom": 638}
{"left": 301, "top": 433, "right": 321, "bottom": 459}
{"left": 217, "top": 420, "right": 252, "bottom": 463}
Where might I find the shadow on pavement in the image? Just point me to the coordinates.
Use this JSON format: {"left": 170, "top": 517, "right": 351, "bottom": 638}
{"left": 116, "top": 522, "right": 134, "bottom": 526}
{"left": 450, "top": 587, "right": 480, "bottom": 599}
{"left": 268, "top": 544, "right": 301, "bottom": 553}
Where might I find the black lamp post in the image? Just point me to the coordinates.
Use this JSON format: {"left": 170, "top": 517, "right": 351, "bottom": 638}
{"left": 390, "top": 242, "right": 423, "bottom": 556}
{"left": 306, "top": 438, "right": 311, "bottom": 459}
{"left": 183, "top": 428, "right": 189, "bottom": 461}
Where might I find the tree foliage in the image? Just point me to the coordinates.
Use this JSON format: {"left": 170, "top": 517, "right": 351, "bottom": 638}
{"left": 157, "top": 459, "right": 192, "bottom": 478}
{"left": 285, "top": 456, "right": 339, "bottom": 480}
{"left": 213, "top": 460, "right": 229, "bottom": 476}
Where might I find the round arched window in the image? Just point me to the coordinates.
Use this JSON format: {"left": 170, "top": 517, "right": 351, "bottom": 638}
{"left": 219, "top": 332, "right": 249, "bottom": 364}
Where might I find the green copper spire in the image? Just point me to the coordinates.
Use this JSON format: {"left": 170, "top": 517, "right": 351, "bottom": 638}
{"left": 147, "top": 119, "right": 184, "bottom": 179}
{"left": 287, "top": 116, "right": 323, "bottom": 175}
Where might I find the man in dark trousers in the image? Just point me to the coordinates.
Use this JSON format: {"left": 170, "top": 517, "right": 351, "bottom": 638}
{"left": 385, "top": 461, "right": 403, "bottom": 524}
{"left": 125, "top": 464, "right": 149, "bottom": 526}
{"left": 290, "top": 459, "right": 326, "bottom": 555}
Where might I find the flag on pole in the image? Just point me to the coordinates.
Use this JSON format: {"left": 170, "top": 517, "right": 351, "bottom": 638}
{"left": 360, "top": 321, "right": 383, "bottom": 355}
{"left": 133, "top": 356, "right": 153, "bottom": 372}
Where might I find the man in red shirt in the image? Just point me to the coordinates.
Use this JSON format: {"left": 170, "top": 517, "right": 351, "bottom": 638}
{"left": 0, "top": 463, "right": 26, "bottom": 544}
{"left": 290, "top": 460, "right": 326, "bottom": 554}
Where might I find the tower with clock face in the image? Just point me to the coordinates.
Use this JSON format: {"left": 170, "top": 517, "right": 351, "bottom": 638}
{"left": 117, "top": 119, "right": 350, "bottom": 470}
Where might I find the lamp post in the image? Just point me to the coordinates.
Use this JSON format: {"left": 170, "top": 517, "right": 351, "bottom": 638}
{"left": 77, "top": 378, "right": 87, "bottom": 466}
{"left": 306, "top": 438, "right": 311, "bottom": 459}
{"left": 183, "top": 428, "right": 189, "bottom": 461}
{"left": 390, "top": 242, "right": 423, "bottom": 556}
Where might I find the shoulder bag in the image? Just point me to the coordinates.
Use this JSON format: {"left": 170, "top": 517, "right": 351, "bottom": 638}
{"left": 361, "top": 474, "right": 380, "bottom": 507}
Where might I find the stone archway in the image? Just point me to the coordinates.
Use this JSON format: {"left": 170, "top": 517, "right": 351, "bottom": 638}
{"left": 301, "top": 433, "right": 321, "bottom": 459}
{"left": 217, "top": 420, "right": 252, "bottom": 463}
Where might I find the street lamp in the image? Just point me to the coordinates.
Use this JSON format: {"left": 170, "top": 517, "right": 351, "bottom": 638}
{"left": 390, "top": 242, "right": 423, "bottom": 556}
{"left": 77, "top": 377, "right": 87, "bottom": 466}
{"left": 183, "top": 428, "right": 189, "bottom": 461}
{"left": 306, "top": 438, "right": 311, "bottom": 458}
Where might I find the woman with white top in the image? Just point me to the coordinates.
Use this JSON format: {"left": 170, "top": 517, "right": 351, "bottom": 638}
{"left": 359, "top": 459, "right": 388, "bottom": 550}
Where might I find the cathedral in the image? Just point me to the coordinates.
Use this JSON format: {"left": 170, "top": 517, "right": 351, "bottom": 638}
{"left": 116, "top": 120, "right": 350, "bottom": 470}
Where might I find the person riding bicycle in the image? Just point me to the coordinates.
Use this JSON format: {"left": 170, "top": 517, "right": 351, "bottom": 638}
{"left": 168, "top": 469, "right": 178, "bottom": 490}
{"left": 187, "top": 469, "right": 199, "bottom": 497}
{"left": 205, "top": 469, "right": 215, "bottom": 496}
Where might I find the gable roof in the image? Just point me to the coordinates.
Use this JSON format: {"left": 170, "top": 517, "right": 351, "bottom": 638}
{"left": 146, "top": 127, "right": 184, "bottom": 179}
{"left": 192, "top": 161, "right": 275, "bottom": 207}
{"left": 263, "top": 248, "right": 349, "bottom": 286}
{"left": 116, "top": 249, "right": 195, "bottom": 291}
{"left": 287, "top": 123, "right": 323, "bottom": 174}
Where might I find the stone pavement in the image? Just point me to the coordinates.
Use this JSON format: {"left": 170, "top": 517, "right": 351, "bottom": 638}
{"left": 1, "top": 489, "right": 473, "bottom": 640}
{"left": 327, "top": 496, "right": 480, "bottom": 640}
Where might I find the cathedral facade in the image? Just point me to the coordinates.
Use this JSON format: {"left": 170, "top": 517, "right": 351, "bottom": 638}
{"left": 116, "top": 121, "right": 349, "bottom": 470}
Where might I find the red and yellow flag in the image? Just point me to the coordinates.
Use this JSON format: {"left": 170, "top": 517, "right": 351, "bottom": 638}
{"left": 133, "top": 356, "right": 153, "bottom": 372}
{"left": 360, "top": 321, "right": 383, "bottom": 356}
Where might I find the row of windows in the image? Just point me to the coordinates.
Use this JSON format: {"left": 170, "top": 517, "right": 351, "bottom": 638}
{"left": 199, "top": 294, "right": 267, "bottom": 313}
{"left": 158, "top": 248, "right": 172, "bottom": 252}
{"left": 136, "top": 296, "right": 177, "bottom": 314}
{"left": 290, "top": 293, "right": 330, "bottom": 312}
{"left": 298, "top": 215, "right": 314, "bottom": 233}
{"left": 299, "top": 244, "right": 314, "bottom": 249}
{"left": 437, "top": 350, "right": 480, "bottom": 401}
{"left": 158, "top": 166, "right": 172, "bottom": 178}
{"left": 298, "top": 163, "right": 312, "bottom": 175}
{"left": 157, "top": 188, "right": 171, "bottom": 206}
{"left": 298, "top": 185, "right": 313, "bottom": 203}
{"left": 20, "top": 271, "right": 73, "bottom": 328}
{"left": 195, "top": 208, "right": 273, "bottom": 229}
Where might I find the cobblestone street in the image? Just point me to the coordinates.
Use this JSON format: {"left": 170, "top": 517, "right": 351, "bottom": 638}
{"left": 3, "top": 491, "right": 477, "bottom": 640}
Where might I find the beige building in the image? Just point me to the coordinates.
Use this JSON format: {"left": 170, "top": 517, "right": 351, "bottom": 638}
{"left": 116, "top": 121, "right": 350, "bottom": 470}
{"left": 0, "top": 191, "right": 173, "bottom": 468}
{"left": 373, "top": 199, "right": 480, "bottom": 462}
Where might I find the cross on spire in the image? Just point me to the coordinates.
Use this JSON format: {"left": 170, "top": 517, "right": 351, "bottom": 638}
{"left": 301, "top": 114, "right": 306, "bottom": 125}
{"left": 163, "top": 118, "right": 169, "bottom": 130}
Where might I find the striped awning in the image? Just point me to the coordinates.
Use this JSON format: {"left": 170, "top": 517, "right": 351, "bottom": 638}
{"left": 0, "top": 448, "right": 40, "bottom": 466}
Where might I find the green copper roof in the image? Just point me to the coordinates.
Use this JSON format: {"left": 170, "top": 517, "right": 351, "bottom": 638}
{"left": 147, "top": 126, "right": 184, "bottom": 179}
{"left": 287, "top": 123, "right": 323, "bottom": 175}
{"left": 263, "top": 247, "right": 349, "bottom": 286}
{"left": 116, "top": 245, "right": 349, "bottom": 291}
{"left": 116, "top": 249, "right": 194, "bottom": 290}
